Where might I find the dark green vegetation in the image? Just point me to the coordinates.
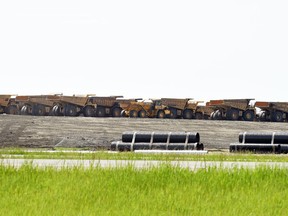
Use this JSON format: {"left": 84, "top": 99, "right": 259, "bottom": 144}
{"left": 0, "top": 165, "right": 287, "bottom": 216}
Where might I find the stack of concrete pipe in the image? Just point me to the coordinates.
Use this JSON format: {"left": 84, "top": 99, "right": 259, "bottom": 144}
{"left": 230, "top": 132, "right": 288, "bottom": 154}
{"left": 111, "top": 131, "right": 204, "bottom": 152}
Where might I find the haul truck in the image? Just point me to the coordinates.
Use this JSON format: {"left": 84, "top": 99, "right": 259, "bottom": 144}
{"left": 161, "top": 98, "right": 193, "bottom": 119}
{"left": 118, "top": 98, "right": 200, "bottom": 119}
{"left": 194, "top": 102, "right": 214, "bottom": 120}
{"left": 0, "top": 95, "right": 19, "bottom": 115}
{"left": 118, "top": 98, "right": 169, "bottom": 118}
{"left": 255, "top": 101, "right": 288, "bottom": 122}
{"left": 16, "top": 95, "right": 61, "bottom": 116}
{"left": 47, "top": 95, "right": 89, "bottom": 117}
{"left": 84, "top": 96, "right": 124, "bottom": 117}
{"left": 117, "top": 98, "right": 145, "bottom": 117}
{"left": 208, "top": 99, "right": 255, "bottom": 121}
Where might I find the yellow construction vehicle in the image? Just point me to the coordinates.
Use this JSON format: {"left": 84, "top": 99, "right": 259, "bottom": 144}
{"left": 0, "top": 95, "right": 19, "bottom": 115}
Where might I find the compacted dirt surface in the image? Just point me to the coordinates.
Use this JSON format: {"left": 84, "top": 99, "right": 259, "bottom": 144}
{"left": 1, "top": 115, "right": 288, "bottom": 151}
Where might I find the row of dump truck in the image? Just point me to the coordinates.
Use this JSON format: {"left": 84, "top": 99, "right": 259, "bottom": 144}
{"left": 1, "top": 94, "right": 288, "bottom": 122}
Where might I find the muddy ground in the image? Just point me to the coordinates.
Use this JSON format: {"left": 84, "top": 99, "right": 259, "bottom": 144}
{"left": 1, "top": 115, "right": 288, "bottom": 151}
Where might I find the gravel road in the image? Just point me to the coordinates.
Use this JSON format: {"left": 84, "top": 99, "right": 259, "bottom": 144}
{"left": 1, "top": 115, "right": 288, "bottom": 151}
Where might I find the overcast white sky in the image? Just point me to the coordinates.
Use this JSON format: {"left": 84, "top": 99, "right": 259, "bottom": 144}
{"left": 1, "top": 1, "right": 288, "bottom": 102}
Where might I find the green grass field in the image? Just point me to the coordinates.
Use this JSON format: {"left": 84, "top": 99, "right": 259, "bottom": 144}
{"left": 0, "top": 164, "right": 287, "bottom": 216}
{"left": 1, "top": 148, "right": 288, "bottom": 162}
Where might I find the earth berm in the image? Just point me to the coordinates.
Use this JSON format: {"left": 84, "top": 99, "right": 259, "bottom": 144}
{"left": 0, "top": 115, "right": 287, "bottom": 151}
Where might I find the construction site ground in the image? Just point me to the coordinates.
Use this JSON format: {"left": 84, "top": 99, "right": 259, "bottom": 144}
{"left": 1, "top": 115, "right": 288, "bottom": 152}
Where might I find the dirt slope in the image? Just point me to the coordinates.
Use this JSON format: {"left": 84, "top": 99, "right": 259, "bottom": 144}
{"left": 1, "top": 115, "right": 288, "bottom": 151}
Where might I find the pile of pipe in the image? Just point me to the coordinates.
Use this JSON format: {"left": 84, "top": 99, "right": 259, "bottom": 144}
{"left": 230, "top": 132, "right": 288, "bottom": 154}
{"left": 111, "top": 131, "right": 204, "bottom": 151}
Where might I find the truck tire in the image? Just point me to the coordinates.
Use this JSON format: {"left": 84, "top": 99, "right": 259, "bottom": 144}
{"left": 112, "top": 107, "right": 122, "bottom": 117}
{"left": 83, "top": 106, "right": 95, "bottom": 117}
{"left": 210, "top": 111, "right": 215, "bottom": 120}
{"left": 138, "top": 110, "right": 148, "bottom": 118}
{"left": 271, "top": 111, "right": 283, "bottom": 122}
{"left": 32, "top": 104, "right": 46, "bottom": 116}
{"left": 157, "top": 110, "right": 165, "bottom": 118}
{"left": 226, "top": 109, "right": 239, "bottom": 121}
{"left": 258, "top": 111, "right": 267, "bottom": 122}
{"left": 64, "top": 104, "right": 77, "bottom": 116}
{"left": 168, "top": 108, "right": 177, "bottom": 119}
{"left": 51, "top": 105, "right": 62, "bottom": 116}
{"left": 20, "top": 105, "right": 30, "bottom": 115}
{"left": 96, "top": 106, "right": 106, "bottom": 117}
{"left": 242, "top": 110, "right": 255, "bottom": 121}
{"left": 129, "top": 110, "right": 138, "bottom": 118}
{"left": 5, "top": 105, "right": 19, "bottom": 115}
{"left": 183, "top": 109, "right": 193, "bottom": 119}
{"left": 213, "top": 110, "right": 222, "bottom": 120}
{"left": 121, "top": 110, "right": 128, "bottom": 117}
{"left": 195, "top": 112, "right": 203, "bottom": 120}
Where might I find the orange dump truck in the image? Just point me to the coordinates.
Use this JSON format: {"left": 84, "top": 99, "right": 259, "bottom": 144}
{"left": 194, "top": 102, "right": 214, "bottom": 120}
{"left": 16, "top": 95, "right": 61, "bottom": 116}
{"left": 47, "top": 95, "right": 88, "bottom": 117}
{"left": 255, "top": 101, "right": 288, "bottom": 122}
{"left": 208, "top": 99, "right": 255, "bottom": 121}
{"left": 84, "top": 96, "right": 123, "bottom": 117}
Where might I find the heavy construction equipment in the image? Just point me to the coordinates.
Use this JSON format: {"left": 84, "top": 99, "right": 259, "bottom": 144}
{"left": 117, "top": 98, "right": 154, "bottom": 118}
{"left": 194, "top": 102, "right": 214, "bottom": 120}
{"left": 208, "top": 99, "right": 255, "bottom": 121}
{"left": 255, "top": 101, "right": 288, "bottom": 122}
{"left": 16, "top": 95, "right": 61, "bottom": 116}
{"left": 84, "top": 96, "right": 123, "bottom": 117}
{"left": 0, "top": 95, "right": 19, "bottom": 114}
{"left": 47, "top": 94, "right": 89, "bottom": 117}
{"left": 160, "top": 98, "right": 192, "bottom": 119}
{"left": 118, "top": 98, "right": 200, "bottom": 119}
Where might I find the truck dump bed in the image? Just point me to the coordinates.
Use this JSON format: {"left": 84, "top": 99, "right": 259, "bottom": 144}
{"left": 56, "top": 95, "right": 89, "bottom": 107}
{"left": 16, "top": 95, "right": 56, "bottom": 107}
{"left": 117, "top": 98, "right": 143, "bottom": 110}
{"left": 89, "top": 96, "right": 123, "bottom": 107}
{"left": 208, "top": 99, "right": 254, "bottom": 110}
{"left": 185, "top": 100, "right": 199, "bottom": 110}
{"left": 196, "top": 102, "right": 214, "bottom": 115}
{"left": 0, "top": 95, "right": 12, "bottom": 107}
{"left": 255, "top": 101, "right": 288, "bottom": 112}
{"left": 160, "top": 98, "right": 190, "bottom": 110}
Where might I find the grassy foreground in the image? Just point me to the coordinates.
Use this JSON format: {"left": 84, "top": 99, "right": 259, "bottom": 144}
{"left": 1, "top": 148, "right": 288, "bottom": 162}
{"left": 0, "top": 165, "right": 287, "bottom": 216}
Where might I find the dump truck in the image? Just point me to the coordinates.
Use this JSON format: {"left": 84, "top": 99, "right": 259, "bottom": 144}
{"left": 16, "top": 95, "right": 62, "bottom": 116}
{"left": 118, "top": 98, "right": 169, "bottom": 118}
{"left": 194, "top": 102, "right": 214, "bottom": 120}
{"left": 160, "top": 98, "right": 190, "bottom": 118}
{"left": 255, "top": 101, "right": 288, "bottom": 122}
{"left": 208, "top": 99, "right": 255, "bottom": 121}
{"left": 116, "top": 98, "right": 147, "bottom": 117}
{"left": 47, "top": 95, "right": 89, "bottom": 117}
{"left": 0, "top": 95, "right": 19, "bottom": 114}
{"left": 118, "top": 98, "right": 199, "bottom": 119}
{"left": 84, "top": 96, "right": 124, "bottom": 117}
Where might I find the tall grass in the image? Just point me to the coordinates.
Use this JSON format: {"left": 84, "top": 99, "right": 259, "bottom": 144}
{"left": 0, "top": 165, "right": 287, "bottom": 215}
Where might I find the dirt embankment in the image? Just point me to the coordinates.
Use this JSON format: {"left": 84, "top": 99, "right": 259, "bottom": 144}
{"left": 1, "top": 115, "right": 288, "bottom": 150}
